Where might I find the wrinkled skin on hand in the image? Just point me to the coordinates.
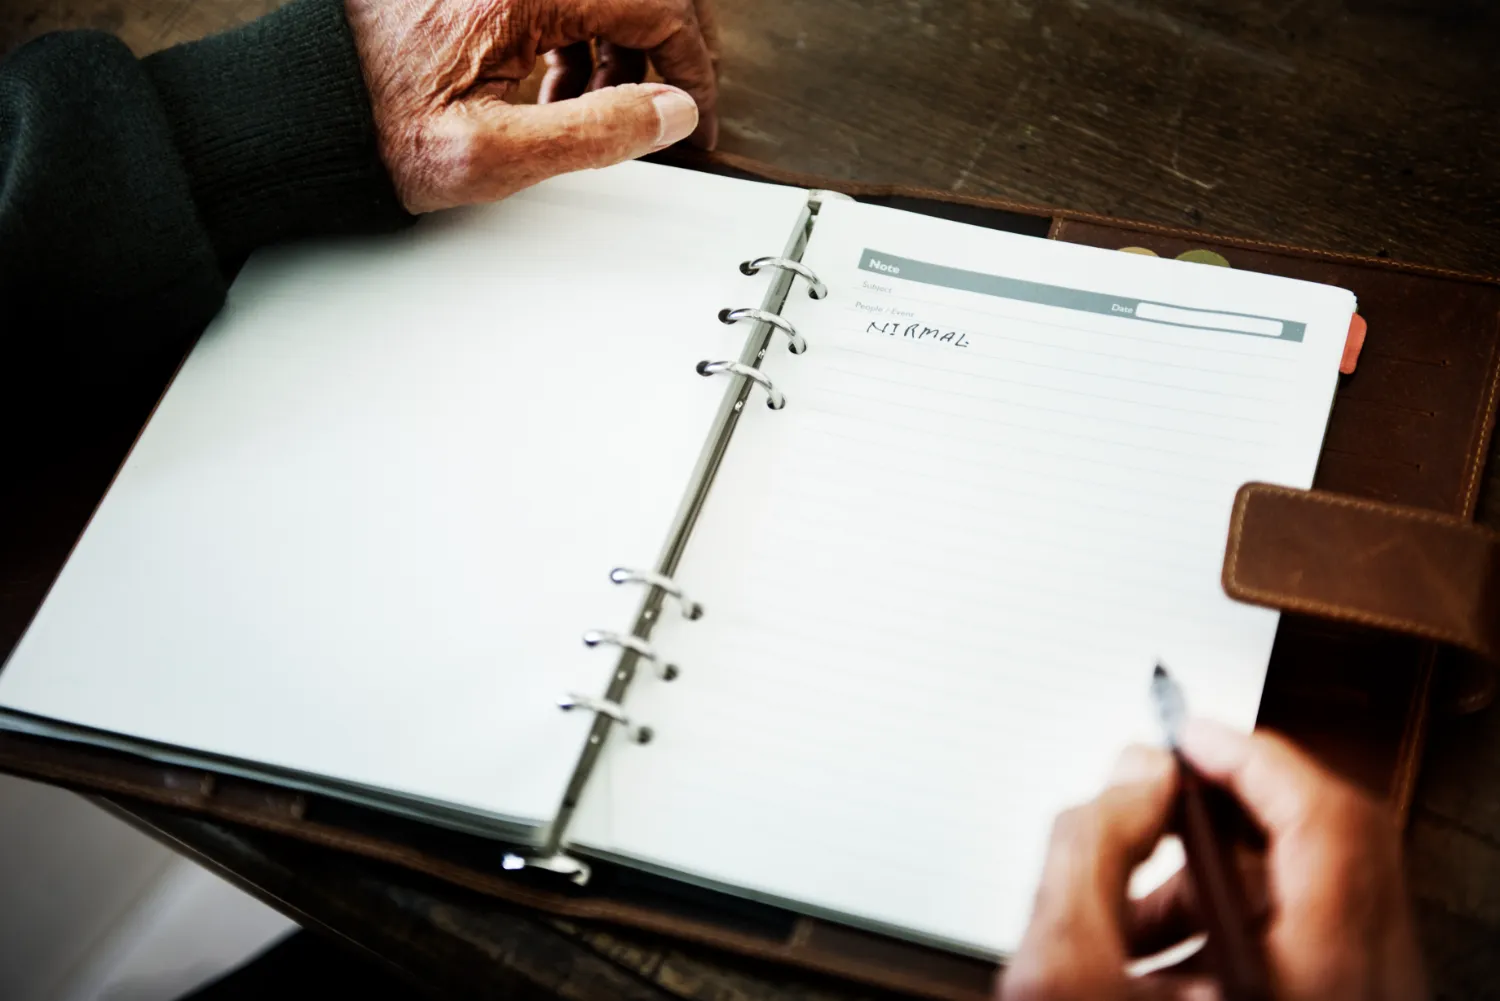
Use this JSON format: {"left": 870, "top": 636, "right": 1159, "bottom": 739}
{"left": 346, "top": 0, "right": 718, "bottom": 212}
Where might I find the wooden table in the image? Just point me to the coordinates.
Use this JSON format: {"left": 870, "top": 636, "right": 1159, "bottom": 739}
{"left": 5, "top": 1, "right": 1500, "bottom": 997}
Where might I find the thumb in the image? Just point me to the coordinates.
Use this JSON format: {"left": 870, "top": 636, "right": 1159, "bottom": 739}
{"left": 429, "top": 84, "right": 698, "bottom": 210}
{"left": 519, "top": 82, "right": 699, "bottom": 166}
{"left": 1180, "top": 718, "right": 1349, "bottom": 839}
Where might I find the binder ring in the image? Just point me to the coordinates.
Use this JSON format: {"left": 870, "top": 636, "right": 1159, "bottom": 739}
{"left": 696, "top": 360, "right": 786, "bottom": 410}
{"left": 609, "top": 568, "right": 704, "bottom": 620}
{"left": 557, "top": 693, "right": 653, "bottom": 744}
{"left": 582, "top": 630, "right": 679, "bottom": 681}
{"left": 718, "top": 307, "right": 806, "bottom": 355}
{"left": 740, "top": 257, "right": 828, "bottom": 300}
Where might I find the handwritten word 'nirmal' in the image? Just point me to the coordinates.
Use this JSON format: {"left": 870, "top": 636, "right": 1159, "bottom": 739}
{"left": 865, "top": 320, "right": 970, "bottom": 348}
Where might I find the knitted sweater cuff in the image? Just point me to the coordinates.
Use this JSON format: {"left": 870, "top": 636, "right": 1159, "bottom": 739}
{"left": 142, "top": 0, "right": 412, "bottom": 266}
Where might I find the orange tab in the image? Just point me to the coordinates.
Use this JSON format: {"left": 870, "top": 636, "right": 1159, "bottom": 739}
{"left": 1341, "top": 314, "right": 1367, "bottom": 374}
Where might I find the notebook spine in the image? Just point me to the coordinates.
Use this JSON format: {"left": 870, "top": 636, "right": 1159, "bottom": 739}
{"left": 530, "top": 197, "right": 831, "bottom": 869}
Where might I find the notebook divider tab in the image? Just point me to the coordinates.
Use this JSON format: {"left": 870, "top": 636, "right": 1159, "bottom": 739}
{"left": 523, "top": 193, "right": 838, "bottom": 875}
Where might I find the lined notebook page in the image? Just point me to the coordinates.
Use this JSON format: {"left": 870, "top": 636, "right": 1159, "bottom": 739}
{"left": 569, "top": 199, "right": 1354, "bottom": 953}
{"left": 0, "top": 162, "right": 809, "bottom": 835}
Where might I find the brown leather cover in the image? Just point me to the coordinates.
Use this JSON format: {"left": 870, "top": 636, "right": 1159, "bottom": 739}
{"left": 3, "top": 150, "right": 1499, "bottom": 1001}
{"left": 1226, "top": 483, "right": 1500, "bottom": 661}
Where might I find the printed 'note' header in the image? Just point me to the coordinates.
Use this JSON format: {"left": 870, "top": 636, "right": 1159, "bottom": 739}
{"left": 858, "top": 249, "right": 1306, "bottom": 343}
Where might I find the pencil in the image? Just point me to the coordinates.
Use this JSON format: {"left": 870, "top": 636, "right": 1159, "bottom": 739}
{"left": 1150, "top": 663, "right": 1272, "bottom": 1001}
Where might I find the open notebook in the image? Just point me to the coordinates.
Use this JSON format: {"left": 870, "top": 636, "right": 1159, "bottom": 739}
{"left": 0, "top": 161, "right": 1354, "bottom": 958}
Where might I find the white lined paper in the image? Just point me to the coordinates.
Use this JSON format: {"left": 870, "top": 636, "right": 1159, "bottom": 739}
{"left": 0, "top": 162, "right": 810, "bottom": 836}
{"left": 571, "top": 198, "right": 1354, "bottom": 955}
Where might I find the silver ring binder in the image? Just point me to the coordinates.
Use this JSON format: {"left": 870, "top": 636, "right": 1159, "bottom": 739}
{"left": 696, "top": 360, "right": 786, "bottom": 410}
{"left": 740, "top": 256, "right": 828, "bottom": 300}
{"left": 582, "top": 630, "right": 679, "bottom": 681}
{"left": 609, "top": 567, "right": 704, "bottom": 620}
{"left": 540, "top": 201, "right": 821, "bottom": 861}
{"left": 557, "top": 693, "right": 653, "bottom": 744}
{"left": 718, "top": 307, "right": 806, "bottom": 354}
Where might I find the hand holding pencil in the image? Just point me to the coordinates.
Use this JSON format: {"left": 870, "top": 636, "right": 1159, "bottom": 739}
{"left": 1000, "top": 707, "right": 1427, "bottom": 1001}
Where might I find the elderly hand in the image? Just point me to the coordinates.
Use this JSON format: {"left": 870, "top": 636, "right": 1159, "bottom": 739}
{"left": 1000, "top": 722, "right": 1426, "bottom": 1001}
{"left": 345, "top": 0, "right": 719, "bottom": 213}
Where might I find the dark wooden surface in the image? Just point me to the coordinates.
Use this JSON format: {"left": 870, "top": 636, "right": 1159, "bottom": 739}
{"left": 5, "top": 0, "right": 1500, "bottom": 998}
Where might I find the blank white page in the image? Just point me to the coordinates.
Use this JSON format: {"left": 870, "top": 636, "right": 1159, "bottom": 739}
{"left": 569, "top": 198, "right": 1353, "bottom": 951}
{"left": 0, "top": 162, "right": 809, "bottom": 834}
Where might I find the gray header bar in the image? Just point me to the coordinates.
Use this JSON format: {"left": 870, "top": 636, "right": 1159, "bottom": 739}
{"left": 858, "top": 249, "right": 1305, "bottom": 343}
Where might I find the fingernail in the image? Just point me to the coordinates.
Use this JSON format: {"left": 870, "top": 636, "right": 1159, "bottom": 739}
{"left": 1180, "top": 717, "right": 1249, "bottom": 772}
{"left": 1107, "top": 744, "right": 1171, "bottom": 788}
{"left": 649, "top": 86, "right": 699, "bottom": 150}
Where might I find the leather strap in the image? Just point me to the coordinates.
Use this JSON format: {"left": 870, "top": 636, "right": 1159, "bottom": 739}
{"left": 1224, "top": 483, "right": 1500, "bottom": 660}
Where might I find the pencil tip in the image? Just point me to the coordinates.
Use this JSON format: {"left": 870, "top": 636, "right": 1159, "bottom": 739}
{"left": 1153, "top": 662, "right": 1167, "bottom": 679}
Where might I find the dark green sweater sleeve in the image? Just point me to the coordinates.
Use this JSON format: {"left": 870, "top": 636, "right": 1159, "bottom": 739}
{"left": 0, "top": 0, "right": 409, "bottom": 447}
